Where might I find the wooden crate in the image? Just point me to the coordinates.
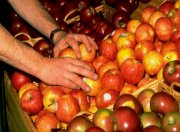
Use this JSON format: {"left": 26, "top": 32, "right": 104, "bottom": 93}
{"left": 4, "top": 71, "right": 36, "bottom": 132}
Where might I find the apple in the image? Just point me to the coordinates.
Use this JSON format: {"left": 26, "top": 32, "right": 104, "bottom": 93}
{"left": 42, "top": 0, "right": 58, "bottom": 14}
{"left": 21, "top": 89, "right": 43, "bottom": 115}
{"left": 163, "top": 60, "right": 180, "bottom": 85}
{"left": 83, "top": 77, "right": 102, "bottom": 97}
{"left": 111, "top": 27, "right": 126, "bottom": 43}
{"left": 135, "top": 23, "right": 155, "bottom": 43}
{"left": 80, "top": 6, "right": 96, "bottom": 25}
{"left": 120, "top": 58, "right": 145, "bottom": 85}
{"left": 150, "top": 91, "right": 178, "bottom": 115}
{"left": 154, "top": 38, "right": 163, "bottom": 52}
{"left": 116, "top": 32, "right": 136, "bottom": 50}
{"left": 56, "top": 94, "right": 80, "bottom": 123}
{"left": 161, "top": 111, "right": 180, "bottom": 132}
{"left": 95, "top": 20, "right": 110, "bottom": 36}
{"left": 113, "top": 107, "right": 142, "bottom": 131}
{"left": 11, "top": 70, "right": 32, "bottom": 91}
{"left": 113, "top": 94, "right": 143, "bottom": 115}
{"left": 78, "top": 0, "right": 91, "bottom": 10}
{"left": 155, "top": 17, "right": 174, "bottom": 41}
{"left": 66, "top": 115, "right": 94, "bottom": 132}
{"left": 137, "top": 89, "right": 155, "bottom": 112}
{"left": 160, "top": 41, "right": 177, "bottom": 56}
{"left": 140, "top": 6, "right": 157, "bottom": 23}
{"left": 93, "top": 108, "right": 114, "bottom": 132}
{"left": 92, "top": 55, "right": 109, "bottom": 72}
{"left": 97, "top": 60, "right": 119, "bottom": 78}
{"left": 177, "top": 38, "right": 180, "bottom": 51}
{"left": 168, "top": 8, "right": 180, "bottom": 29}
{"left": 171, "top": 30, "right": 180, "bottom": 43}
{"left": 134, "top": 40, "right": 155, "bottom": 61}
{"left": 43, "top": 86, "right": 65, "bottom": 113}
{"left": 116, "top": 47, "right": 136, "bottom": 66}
{"left": 115, "top": 0, "right": 133, "bottom": 15}
{"left": 140, "top": 112, "right": 161, "bottom": 129}
{"left": 148, "top": 10, "right": 165, "bottom": 28}
{"left": 70, "top": 20, "right": 85, "bottom": 33}
{"left": 174, "top": 0, "right": 180, "bottom": 9}
{"left": 99, "top": 38, "right": 118, "bottom": 61}
{"left": 79, "top": 43, "right": 96, "bottom": 62}
{"left": 35, "top": 110, "right": 59, "bottom": 132}
{"left": 137, "top": 77, "right": 155, "bottom": 88}
{"left": 59, "top": 47, "right": 77, "bottom": 59}
{"left": 33, "top": 39, "right": 51, "bottom": 55}
{"left": 159, "top": 0, "right": 174, "bottom": 15}
{"left": 70, "top": 89, "right": 90, "bottom": 111}
{"left": 120, "top": 83, "right": 138, "bottom": 95}
{"left": 51, "top": 9, "right": 64, "bottom": 24}
{"left": 95, "top": 88, "right": 119, "bottom": 109}
{"left": 126, "top": 19, "right": 141, "bottom": 34}
{"left": 86, "top": 126, "right": 105, "bottom": 132}
{"left": 142, "top": 50, "right": 164, "bottom": 75}
{"left": 142, "top": 125, "right": 163, "bottom": 132}
{"left": 127, "top": 0, "right": 139, "bottom": 10}
{"left": 162, "top": 50, "right": 180, "bottom": 65}
{"left": 101, "top": 69, "right": 124, "bottom": 92}
{"left": 18, "top": 82, "right": 38, "bottom": 99}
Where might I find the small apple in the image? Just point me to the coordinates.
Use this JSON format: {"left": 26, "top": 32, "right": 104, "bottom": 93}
{"left": 126, "top": 19, "right": 141, "bottom": 34}
{"left": 21, "top": 89, "right": 43, "bottom": 115}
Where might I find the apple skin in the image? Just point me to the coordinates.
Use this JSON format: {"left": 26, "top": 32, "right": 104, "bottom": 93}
{"left": 168, "top": 8, "right": 180, "bottom": 29}
{"left": 113, "top": 107, "right": 142, "bottom": 132}
{"left": 101, "top": 69, "right": 124, "bottom": 92}
{"left": 126, "top": 19, "right": 141, "bottom": 34}
{"left": 21, "top": 89, "right": 43, "bottom": 115}
{"left": 162, "top": 50, "right": 180, "bottom": 65}
{"left": 113, "top": 94, "right": 143, "bottom": 115}
{"left": 140, "top": 112, "right": 161, "bottom": 129}
{"left": 92, "top": 55, "right": 109, "bottom": 72}
{"left": 111, "top": 27, "right": 126, "bottom": 43}
{"left": 35, "top": 110, "right": 59, "bottom": 132}
{"left": 163, "top": 60, "right": 180, "bottom": 85}
{"left": 56, "top": 94, "right": 80, "bottom": 123}
{"left": 171, "top": 30, "right": 180, "bottom": 43}
{"left": 95, "top": 88, "right": 119, "bottom": 109}
{"left": 43, "top": 86, "right": 65, "bottom": 113}
{"left": 11, "top": 70, "right": 32, "bottom": 91}
{"left": 86, "top": 126, "right": 105, "bottom": 132}
{"left": 137, "top": 89, "right": 155, "bottom": 112}
{"left": 120, "top": 58, "right": 145, "bottom": 85}
{"left": 99, "top": 38, "right": 118, "bottom": 61}
{"left": 135, "top": 23, "right": 155, "bottom": 43}
{"left": 159, "top": 0, "right": 174, "bottom": 15}
{"left": 92, "top": 108, "right": 114, "bottom": 132}
{"left": 142, "top": 125, "right": 163, "bottom": 132}
{"left": 18, "top": 82, "right": 38, "bottom": 99}
{"left": 160, "top": 41, "right": 177, "bottom": 56}
{"left": 150, "top": 92, "right": 178, "bottom": 115}
{"left": 155, "top": 17, "right": 173, "bottom": 41}
{"left": 134, "top": 40, "right": 155, "bottom": 61}
{"left": 140, "top": 6, "right": 157, "bottom": 24}
{"left": 161, "top": 111, "right": 180, "bottom": 132}
{"left": 120, "top": 83, "right": 138, "bottom": 95}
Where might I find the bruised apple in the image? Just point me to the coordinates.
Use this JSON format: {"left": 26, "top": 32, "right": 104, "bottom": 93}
{"left": 101, "top": 69, "right": 124, "bottom": 92}
{"left": 120, "top": 58, "right": 145, "bottom": 85}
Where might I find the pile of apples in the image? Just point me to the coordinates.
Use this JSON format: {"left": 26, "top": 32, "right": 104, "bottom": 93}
{"left": 8, "top": 0, "right": 180, "bottom": 132}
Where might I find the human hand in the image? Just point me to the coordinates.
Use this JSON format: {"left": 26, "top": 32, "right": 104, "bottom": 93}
{"left": 38, "top": 57, "right": 98, "bottom": 92}
{"left": 53, "top": 33, "right": 98, "bottom": 58}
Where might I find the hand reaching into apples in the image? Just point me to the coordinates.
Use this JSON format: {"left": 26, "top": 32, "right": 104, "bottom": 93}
{"left": 38, "top": 57, "right": 98, "bottom": 92}
{"left": 53, "top": 32, "right": 98, "bottom": 58}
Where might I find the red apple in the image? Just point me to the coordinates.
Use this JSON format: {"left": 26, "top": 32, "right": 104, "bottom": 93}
{"left": 35, "top": 110, "right": 59, "bottom": 132}
{"left": 140, "top": 6, "right": 157, "bottom": 23}
{"left": 160, "top": 41, "right": 177, "bottom": 56}
{"left": 101, "top": 69, "right": 124, "bottom": 92}
{"left": 126, "top": 19, "right": 141, "bottom": 34}
{"left": 113, "top": 107, "right": 142, "bottom": 131}
{"left": 115, "top": 0, "right": 133, "bottom": 15}
{"left": 168, "top": 8, "right": 180, "bottom": 29}
{"left": 150, "top": 91, "right": 178, "bottom": 115}
{"left": 59, "top": 47, "right": 77, "bottom": 59}
{"left": 135, "top": 23, "right": 155, "bottom": 43}
{"left": 134, "top": 40, "right": 155, "bottom": 61}
{"left": 154, "top": 38, "right": 163, "bottom": 52}
{"left": 11, "top": 70, "right": 32, "bottom": 90}
{"left": 163, "top": 60, "right": 180, "bottom": 85}
{"left": 92, "top": 55, "right": 109, "bottom": 72}
{"left": 155, "top": 17, "right": 173, "bottom": 41}
{"left": 142, "top": 125, "right": 163, "bottom": 132}
{"left": 99, "top": 38, "right": 118, "bottom": 61}
{"left": 95, "top": 88, "right": 119, "bottom": 109}
{"left": 120, "top": 83, "right": 138, "bottom": 95}
{"left": 21, "top": 89, "right": 43, "bottom": 115}
{"left": 70, "top": 89, "right": 90, "bottom": 111}
{"left": 162, "top": 50, "right": 180, "bottom": 65}
{"left": 171, "top": 30, "right": 180, "bottom": 43}
{"left": 111, "top": 27, "right": 126, "bottom": 43}
{"left": 86, "top": 126, "right": 105, "bottom": 132}
{"left": 56, "top": 94, "right": 80, "bottom": 123}
{"left": 159, "top": 0, "right": 174, "bottom": 15}
{"left": 113, "top": 94, "right": 143, "bottom": 115}
{"left": 120, "top": 58, "right": 145, "bottom": 85}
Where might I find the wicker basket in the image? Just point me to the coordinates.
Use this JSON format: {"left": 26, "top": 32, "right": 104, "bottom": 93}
{"left": 132, "top": 80, "right": 180, "bottom": 111}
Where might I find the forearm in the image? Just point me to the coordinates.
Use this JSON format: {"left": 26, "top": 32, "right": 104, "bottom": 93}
{"left": 7, "top": 0, "right": 63, "bottom": 39}
{"left": 0, "top": 24, "right": 45, "bottom": 78}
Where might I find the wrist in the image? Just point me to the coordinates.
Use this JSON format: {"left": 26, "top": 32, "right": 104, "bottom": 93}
{"left": 49, "top": 28, "right": 66, "bottom": 45}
